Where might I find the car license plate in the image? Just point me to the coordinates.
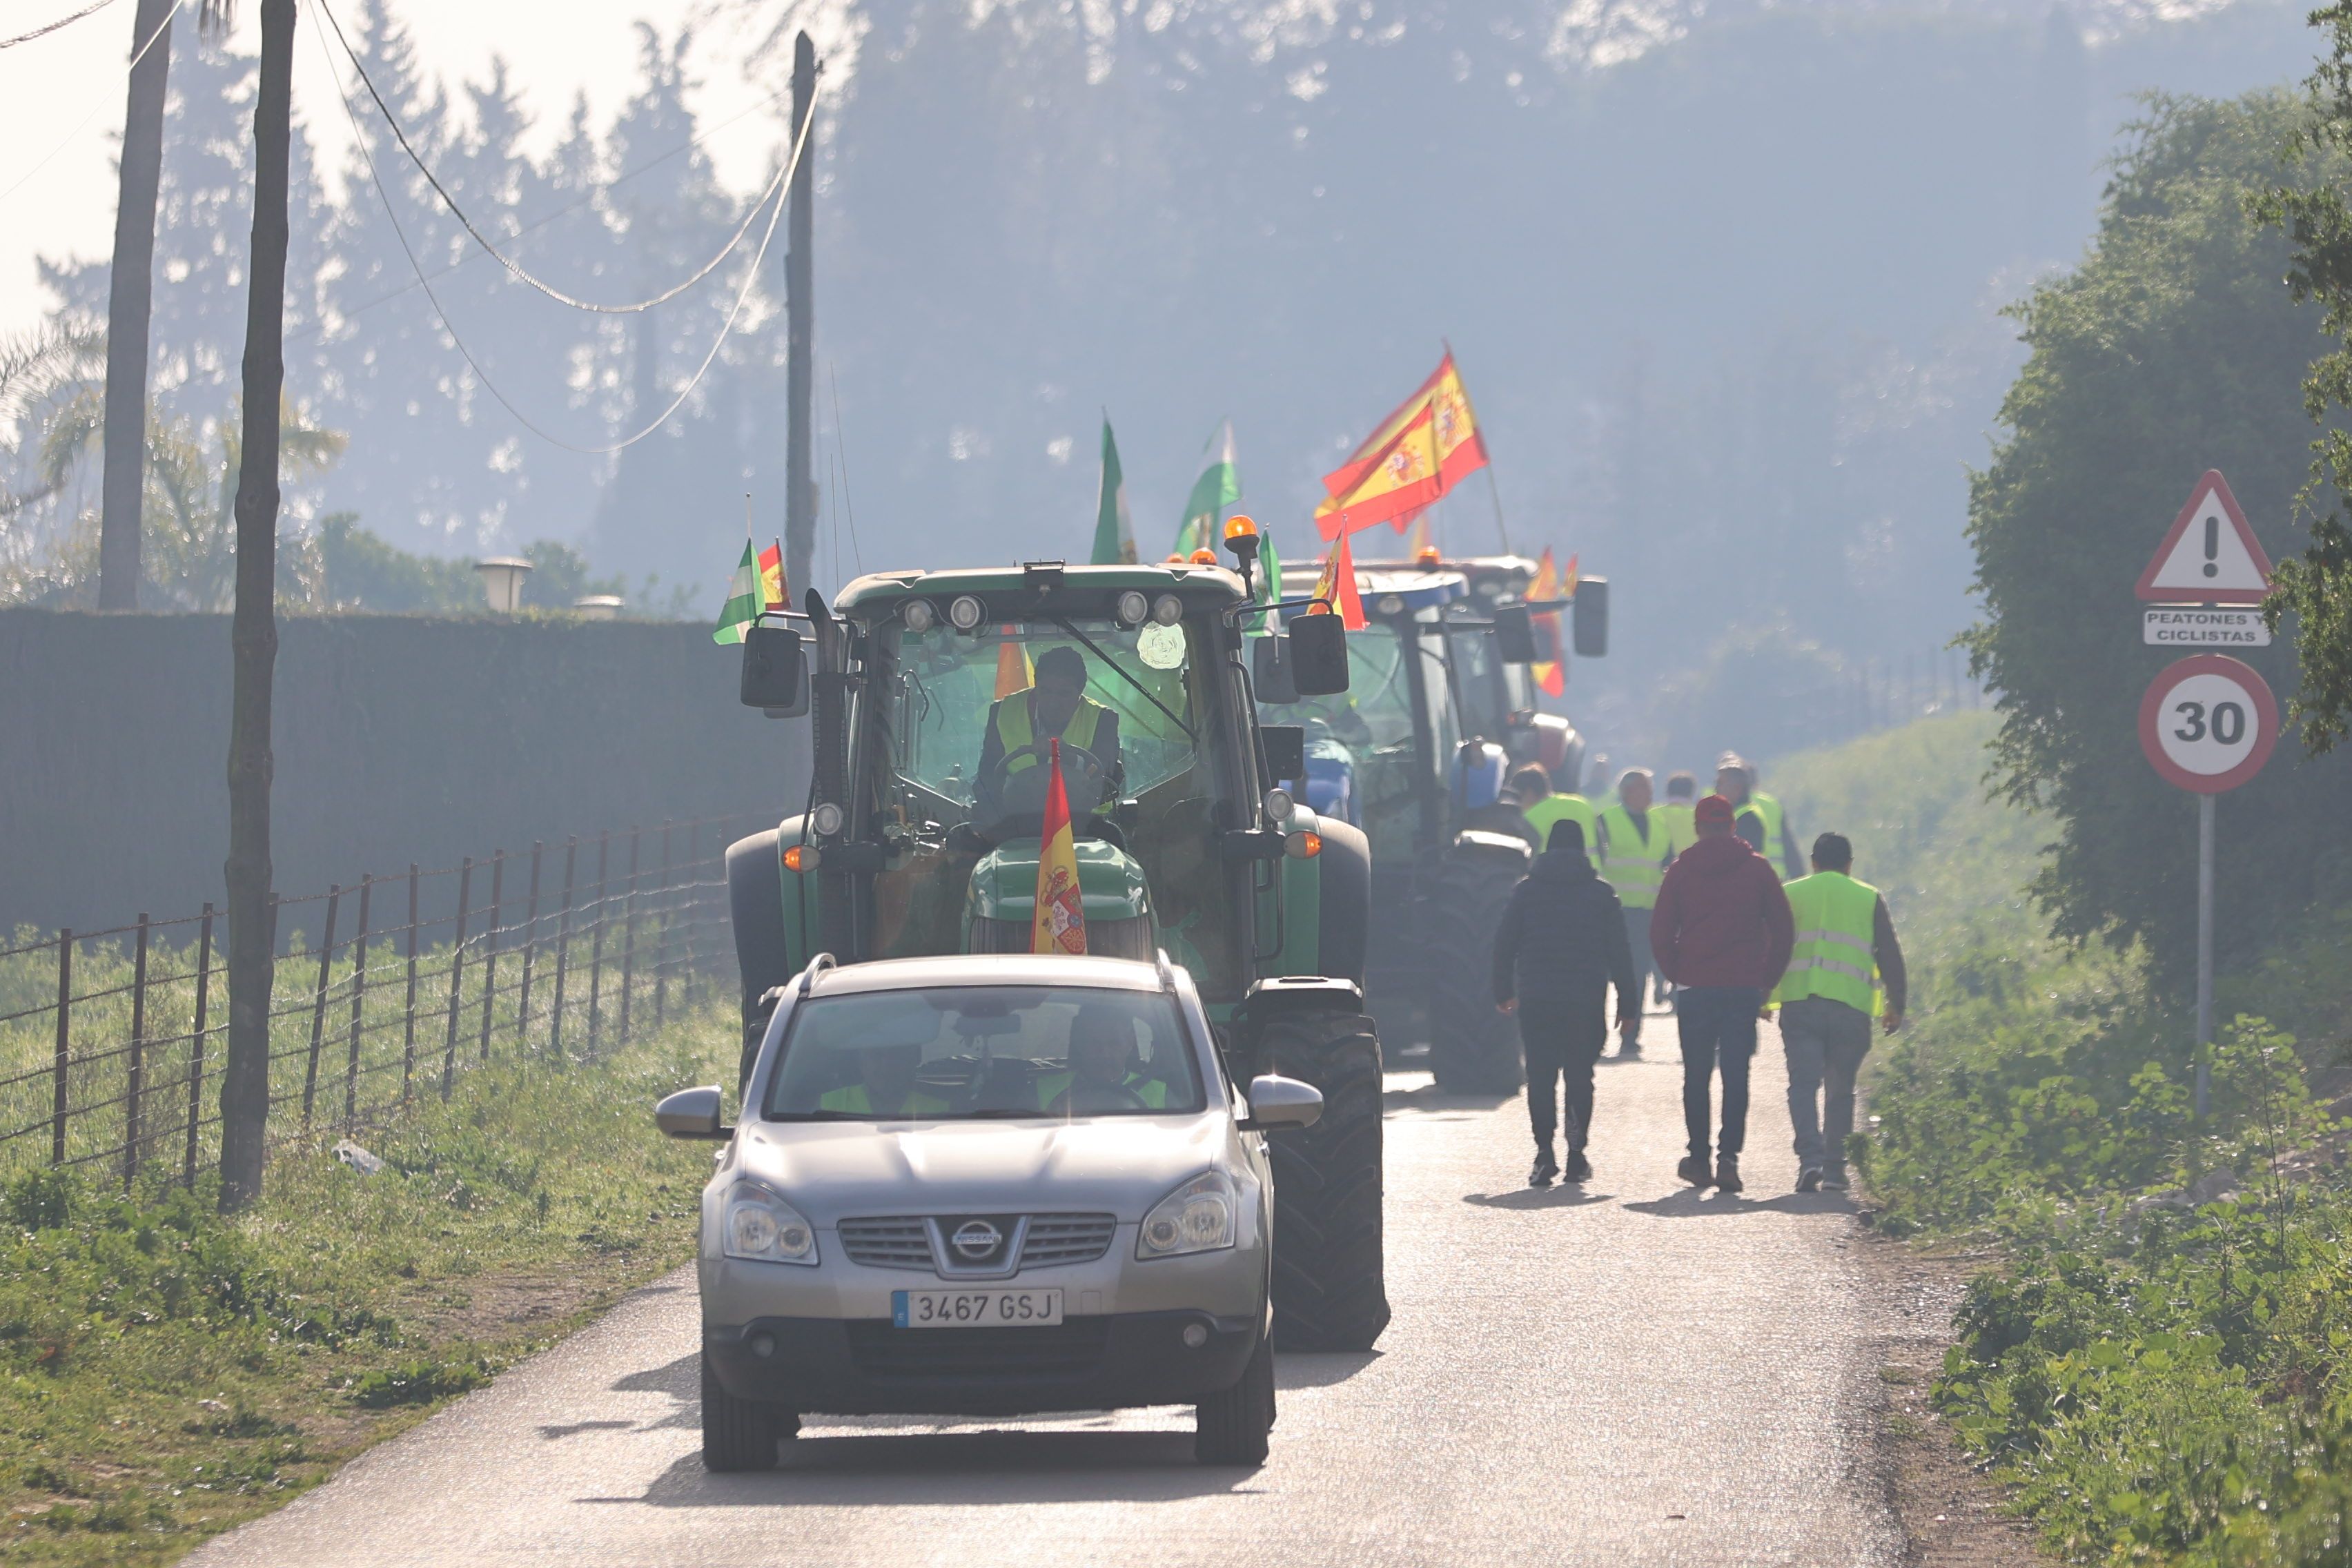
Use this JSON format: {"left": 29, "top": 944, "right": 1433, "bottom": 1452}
{"left": 892, "top": 1287, "right": 1064, "bottom": 1329}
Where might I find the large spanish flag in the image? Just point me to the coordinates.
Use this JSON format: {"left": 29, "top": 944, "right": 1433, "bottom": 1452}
{"left": 1315, "top": 351, "right": 1491, "bottom": 540}
{"left": 1032, "top": 739, "right": 1087, "bottom": 955}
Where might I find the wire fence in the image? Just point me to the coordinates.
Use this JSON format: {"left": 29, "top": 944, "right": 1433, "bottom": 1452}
{"left": 0, "top": 812, "right": 766, "bottom": 1187}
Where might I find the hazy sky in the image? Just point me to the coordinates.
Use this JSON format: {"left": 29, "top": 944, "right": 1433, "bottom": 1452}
{"left": 0, "top": 0, "right": 786, "bottom": 342}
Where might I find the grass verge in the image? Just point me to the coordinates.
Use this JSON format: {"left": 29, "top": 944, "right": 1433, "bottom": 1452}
{"left": 1778, "top": 714, "right": 2352, "bottom": 1567}
{"left": 1, "top": 1005, "right": 730, "bottom": 1565}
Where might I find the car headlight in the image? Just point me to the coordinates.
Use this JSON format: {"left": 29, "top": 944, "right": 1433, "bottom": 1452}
{"left": 1137, "top": 1170, "right": 1237, "bottom": 1260}
{"left": 722, "top": 1182, "right": 819, "bottom": 1266}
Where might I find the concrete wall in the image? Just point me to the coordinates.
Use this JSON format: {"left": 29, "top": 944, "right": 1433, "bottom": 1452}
{"left": 0, "top": 611, "right": 801, "bottom": 937}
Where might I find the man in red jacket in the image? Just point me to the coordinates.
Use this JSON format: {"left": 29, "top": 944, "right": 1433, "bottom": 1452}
{"left": 1649, "top": 794, "right": 1794, "bottom": 1193}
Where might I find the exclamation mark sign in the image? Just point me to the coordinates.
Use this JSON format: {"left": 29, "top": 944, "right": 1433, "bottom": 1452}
{"left": 2203, "top": 514, "right": 2220, "bottom": 578}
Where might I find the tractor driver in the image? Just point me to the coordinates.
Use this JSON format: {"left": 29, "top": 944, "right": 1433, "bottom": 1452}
{"left": 1037, "top": 1004, "right": 1168, "bottom": 1113}
{"left": 972, "top": 645, "right": 1122, "bottom": 825}
{"left": 819, "top": 1041, "right": 953, "bottom": 1117}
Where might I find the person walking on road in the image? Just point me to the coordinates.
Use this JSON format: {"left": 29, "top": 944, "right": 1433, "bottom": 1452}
{"left": 1520, "top": 761, "right": 1598, "bottom": 859}
{"left": 1596, "top": 767, "right": 1674, "bottom": 1059}
{"left": 1714, "top": 753, "right": 1805, "bottom": 881}
{"left": 1492, "top": 819, "right": 1639, "bottom": 1188}
{"left": 1649, "top": 795, "right": 1794, "bottom": 1194}
{"left": 1770, "top": 832, "right": 1907, "bottom": 1193}
{"left": 1649, "top": 772, "right": 1700, "bottom": 1008}
{"left": 1463, "top": 762, "right": 1549, "bottom": 852}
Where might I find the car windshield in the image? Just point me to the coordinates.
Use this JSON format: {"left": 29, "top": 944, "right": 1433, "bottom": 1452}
{"left": 764, "top": 985, "right": 1206, "bottom": 1120}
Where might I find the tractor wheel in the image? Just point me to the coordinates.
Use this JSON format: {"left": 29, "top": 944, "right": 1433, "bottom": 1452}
{"left": 1425, "top": 843, "right": 1529, "bottom": 1095}
{"left": 1260, "top": 1006, "right": 1389, "bottom": 1352}
{"left": 727, "top": 830, "right": 794, "bottom": 1092}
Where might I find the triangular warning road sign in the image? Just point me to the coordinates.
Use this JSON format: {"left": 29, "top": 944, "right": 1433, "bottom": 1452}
{"left": 2137, "top": 470, "right": 2274, "bottom": 605}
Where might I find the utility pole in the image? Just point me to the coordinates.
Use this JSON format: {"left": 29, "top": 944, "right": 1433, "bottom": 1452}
{"left": 783, "top": 30, "right": 816, "bottom": 600}
{"left": 219, "top": 0, "right": 295, "bottom": 1210}
{"left": 96, "top": 0, "right": 179, "bottom": 611}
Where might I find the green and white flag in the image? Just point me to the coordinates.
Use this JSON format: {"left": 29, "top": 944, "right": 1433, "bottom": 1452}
{"left": 1090, "top": 417, "right": 1137, "bottom": 565}
{"left": 1249, "top": 527, "right": 1282, "bottom": 637}
{"left": 711, "top": 538, "right": 763, "bottom": 644}
{"left": 1177, "top": 419, "right": 1241, "bottom": 556}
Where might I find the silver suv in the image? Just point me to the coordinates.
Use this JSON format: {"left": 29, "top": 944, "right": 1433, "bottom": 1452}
{"left": 655, "top": 951, "right": 1324, "bottom": 1469}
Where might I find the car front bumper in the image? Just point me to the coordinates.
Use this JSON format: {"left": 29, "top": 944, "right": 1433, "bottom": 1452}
{"left": 704, "top": 1309, "right": 1260, "bottom": 1415}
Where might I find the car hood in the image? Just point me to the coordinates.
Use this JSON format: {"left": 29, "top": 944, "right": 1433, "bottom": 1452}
{"left": 732, "top": 1115, "right": 1233, "bottom": 1224}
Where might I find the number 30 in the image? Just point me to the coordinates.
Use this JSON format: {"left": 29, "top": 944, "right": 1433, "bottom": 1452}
{"left": 2173, "top": 699, "right": 2246, "bottom": 745}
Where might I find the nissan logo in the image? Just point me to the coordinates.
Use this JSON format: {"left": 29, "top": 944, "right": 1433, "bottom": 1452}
{"left": 950, "top": 1220, "right": 1002, "bottom": 1260}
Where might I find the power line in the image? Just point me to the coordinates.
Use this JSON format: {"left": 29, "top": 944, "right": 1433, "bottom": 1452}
{"left": 1, "top": 0, "right": 120, "bottom": 48}
{"left": 317, "top": 0, "right": 785, "bottom": 316}
{"left": 312, "top": 6, "right": 816, "bottom": 457}
{"left": 0, "top": 0, "right": 179, "bottom": 202}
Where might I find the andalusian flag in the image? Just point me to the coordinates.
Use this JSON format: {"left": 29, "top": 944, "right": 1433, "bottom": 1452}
{"left": 1177, "top": 420, "right": 1241, "bottom": 556}
{"left": 1090, "top": 418, "right": 1137, "bottom": 565}
{"left": 712, "top": 539, "right": 763, "bottom": 644}
{"left": 1314, "top": 352, "right": 1491, "bottom": 540}
{"left": 1310, "top": 529, "right": 1369, "bottom": 631}
{"left": 1248, "top": 526, "right": 1282, "bottom": 638}
{"left": 1032, "top": 738, "right": 1087, "bottom": 955}
{"left": 1529, "top": 547, "right": 1569, "bottom": 698}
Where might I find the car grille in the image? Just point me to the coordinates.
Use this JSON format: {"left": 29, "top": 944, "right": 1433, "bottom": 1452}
{"left": 1018, "top": 1214, "right": 1117, "bottom": 1268}
{"left": 837, "top": 1217, "right": 933, "bottom": 1270}
{"left": 845, "top": 1318, "right": 1112, "bottom": 1382}
{"left": 835, "top": 1214, "right": 1120, "bottom": 1272}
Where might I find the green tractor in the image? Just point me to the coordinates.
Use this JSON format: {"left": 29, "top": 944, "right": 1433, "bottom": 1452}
{"left": 724, "top": 549, "right": 1391, "bottom": 1350}
{"left": 1260, "top": 556, "right": 1607, "bottom": 1094}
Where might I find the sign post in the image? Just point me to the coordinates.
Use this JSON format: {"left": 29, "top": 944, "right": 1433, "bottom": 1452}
{"left": 2136, "top": 472, "right": 2276, "bottom": 1117}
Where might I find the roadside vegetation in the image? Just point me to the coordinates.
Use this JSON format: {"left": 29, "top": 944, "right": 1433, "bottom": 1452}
{"left": 1778, "top": 713, "right": 2352, "bottom": 1567}
{"left": 0, "top": 1006, "right": 729, "bottom": 1565}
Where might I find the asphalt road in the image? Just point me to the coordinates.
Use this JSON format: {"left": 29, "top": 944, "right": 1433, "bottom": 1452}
{"left": 188, "top": 1019, "right": 1915, "bottom": 1568}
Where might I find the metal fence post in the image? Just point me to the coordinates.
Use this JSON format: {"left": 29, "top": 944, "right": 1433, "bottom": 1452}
{"left": 653, "top": 823, "right": 673, "bottom": 1028}
{"left": 587, "top": 834, "right": 609, "bottom": 1056}
{"left": 50, "top": 930, "right": 70, "bottom": 1166}
{"left": 516, "top": 841, "right": 543, "bottom": 1050}
{"left": 186, "top": 905, "right": 213, "bottom": 1185}
{"left": 441, "top": 857, "right": 473, "bottom": 1099}
{"left": 548, "top": 838, "right": 578, "bottom": 1061}
{"left": 344, "top": 878, "right": 371, "bottom": 1126}
{"left": 124, "top": 914, "right": 150, "bottom": 1186}
{"left": 477, "top": 852, "right": 504, "bottom": 1061}
{"left": 619, "top": 827, "right": 640, "bottom": 1044}
{"left": 402, "top": 864, "right": 420, "bottom": 1103}
{"left": 301, "top": 887, "right": 340, "bottom": 1133}
{"left": 676, "top": 823, "right": 697, "bottom": 1006}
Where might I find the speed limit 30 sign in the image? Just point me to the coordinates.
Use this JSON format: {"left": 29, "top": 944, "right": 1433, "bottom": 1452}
{"left": 2138, "top": 653, "right": 2279, "bottom": 794}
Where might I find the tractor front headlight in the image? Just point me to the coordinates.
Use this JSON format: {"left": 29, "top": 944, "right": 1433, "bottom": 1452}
{"left": 1137, "top": 1170, "right": 1236, "bottom": 1260}
{"left": 947, "top": 594, "right": 986, "bottom": 632}
{"left": 1115, "top": 590, "right": 1150, "bottom": 627}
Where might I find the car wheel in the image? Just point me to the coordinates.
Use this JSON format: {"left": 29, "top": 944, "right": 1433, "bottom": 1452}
{"left": 1258, "top": 1005, "right": 1389, "bottom": 1352}
{"left": 1194, "top": 1334, "right": 1274, "bottom": 1466}
{"left": 699, "top": 1353, "right": 786, "bottom": 1472}
{"left": 1425, "top": 842, "right": 1529, "bottom": 1095}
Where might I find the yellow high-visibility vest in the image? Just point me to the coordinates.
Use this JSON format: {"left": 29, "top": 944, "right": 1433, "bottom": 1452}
{"left": 994, "top": 689, "right": 1108, "bottom": 776}
{"left": 1655, "top": 801, "right": 1698, "bottom": 859}
{"left": 1739, "top": 790, "right": 1790, "bottom": 877}
{"left": 1034, "top": 1072, "right": 1168, "bottom": 1110}
{"left": 1522, "top": 793, "right": 1598, "bottom": 854}
{"left": 1597, "top": 804, "right": 1672, "bottom": 910}
{"left": 1770, "top": 870, "right": 1881, "bottom": 1015}
{"left": 819, "top": 1083, "right": 954, "bottom": 1115}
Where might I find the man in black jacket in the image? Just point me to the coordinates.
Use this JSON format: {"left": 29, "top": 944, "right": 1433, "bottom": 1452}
{"left": 1492, "top": 820, "right": 1640, "bottom": 1186}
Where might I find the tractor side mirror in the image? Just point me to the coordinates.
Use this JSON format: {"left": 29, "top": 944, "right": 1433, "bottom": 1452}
{"left": 1251, "top": 636, "right": 1300, "bottom": 705}
{"left": 1288, "top": 611, "right": 1351, "bottom": 696}
{"left": 1572, "top": 578, "right": 1609, "bottom": 659}
{"left": 740, "top": 624, "right": 808, "bottom": 716}
{"left": 1492, "top": 604, "right": 1539, "bottom": 664}
{"left": 1260, "top": 724, "right": 1306, "bottom": 785}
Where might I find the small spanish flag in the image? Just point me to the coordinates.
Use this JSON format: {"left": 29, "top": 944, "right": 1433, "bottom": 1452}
{"left": 1529, "top": 547, "right": 1569, "bottom": 698}
{"left": 1032, "top": 738, "right": 1087, "bottom": 955}
{"left": 1310, "top": 528, "right": 1369, "bottom": 631}
{"left": 758, "top": 538, "right": 786, "bottom": 609}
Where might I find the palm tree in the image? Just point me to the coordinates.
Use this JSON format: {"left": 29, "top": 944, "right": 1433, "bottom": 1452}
{"left": 213, "top": 0, "right": 297, "bottom": 1210}
{"left": 96, "top": 0, "right": 179, "bottom": 609}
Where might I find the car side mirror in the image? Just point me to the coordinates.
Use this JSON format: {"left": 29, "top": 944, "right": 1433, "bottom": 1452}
{"left": 655, "top": 1084, "right": 732, "bottom": 1140}
{"left": 740, "top": 625, "right": 808, "bottom": 716}
{"left": 1239, "top": 1073, "right": 1323, "bottom": 1132}
{"left": 1288, "top": 611, "right": 1350, "bottom": 696}
{"left": 1491, "top": 604, "right": 1539, "bottom": 664}
{"left": 1572, "top": 578, "right": 1608, "bottom": 659}
{"left": 1260, "top": 724, "right": 1306, "bottom": 786}
{"left": 1251, "top": 635, "right": 1300, "bottom": 705}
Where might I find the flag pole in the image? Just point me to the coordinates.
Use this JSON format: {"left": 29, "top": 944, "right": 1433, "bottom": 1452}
{"left": 1444, "top": 337, "right": 1514, "bottom": 556}
{"left": 745, "top": 492, "right": 753, "bottom": 543}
